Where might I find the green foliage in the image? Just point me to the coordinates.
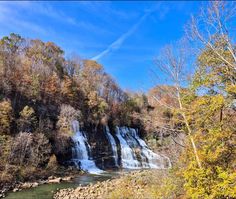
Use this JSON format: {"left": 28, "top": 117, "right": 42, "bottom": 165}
{"left": 0, "top": 33, "right": 24, "bottom": 56}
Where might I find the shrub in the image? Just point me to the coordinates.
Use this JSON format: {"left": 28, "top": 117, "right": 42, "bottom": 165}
{"left": 46, "top": 154, "right": 58, "bottom": 172}
{"left": 57, "top": 104, "right": 80, "bottom": 135}
{"left": 0, "top": 164, "right": 19, "bottom": 183}
{"left": 17, "top": 106, "right": 37, "bottom": 133}
{"left": 0, "top": 99, "right": 12, "bottom": 135}
{"left": 9, "top": 132, "right": 51, "bottom": 167}
{"left": 30, "top": 133, "right": 51, "bottom": 167}
{"left": 9, "top": 132, "right": 33, "bottom": 166}
{"left": 0, "top": 135, "right": 12, "bottom": 168}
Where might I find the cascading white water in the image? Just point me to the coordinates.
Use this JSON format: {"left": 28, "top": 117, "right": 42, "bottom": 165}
{"left": 115, "top": 126, "right": 171, "bottom": 169}
{"left": 70, "top": 120, "right": 170, "bottom": 172}
{"left": 71, "top": 120, "right": 103, "bottom": 174}
{"left": 105, "top": 126, "right": 119, "bottom": 166}
{"left": 116, "top": 127, "right": 141, "bottom": 169}
{"left": 129, "top": 128, "right": 171, "bottom": 169}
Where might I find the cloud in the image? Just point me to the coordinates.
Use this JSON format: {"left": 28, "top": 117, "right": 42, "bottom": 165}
{"left": 91, "top": 9, "right": 155, "bottom": 61}
{"left": 0, "top": 2, "right": 50, "bottom": 35}
{"left": 29, "top": 3, "right": 78, "bottom": 26}
{"left": 0, "top": 2, "right": 77, "bottom": 26}
{"left": 27, "top": 2, "right": 113, "bottom": 36}
{"left": 0, "top": 1, "right": 113, "bottom": 41}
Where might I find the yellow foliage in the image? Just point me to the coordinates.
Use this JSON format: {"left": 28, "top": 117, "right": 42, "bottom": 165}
{"left": 46, "top": 154, "right": 58, "bottom": 172}
{"left": 0, "top": 135, "right": 12, "bottom": 166}
{"left": 106, "top": 170, "right": 183, "bottom": 199}
{"left": 182, "top": 94, "right": 236, "bottom": 198}
{"left": 20, "top": 106, "right": 36, "bottom": 118}
{"left": 0, "top": 99, "right": 12, "bottom": 135}
{"left": 226, "top": 84, "right": 236, "bottom": 95}
{"left": 18, "top": 106, "right": 37, "bottom": 132}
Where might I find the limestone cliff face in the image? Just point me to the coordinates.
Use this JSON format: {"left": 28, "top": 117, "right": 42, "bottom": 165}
{"left": 84, "top": 124, "right": 120, "bottom": 169}
{"left": 53, "top": 136, "right": 74, "bottom": 165}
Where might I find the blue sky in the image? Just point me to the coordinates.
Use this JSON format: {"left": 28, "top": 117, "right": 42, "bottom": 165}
{"left": 0, "top": 1, "right": 202, "bottom": 92}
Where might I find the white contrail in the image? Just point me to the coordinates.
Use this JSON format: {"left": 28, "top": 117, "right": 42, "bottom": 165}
{"left": 91, "top": 11, "right": 153, "bottom": 61}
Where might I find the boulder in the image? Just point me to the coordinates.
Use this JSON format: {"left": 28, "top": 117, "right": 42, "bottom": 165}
{"left": 32, "top": 182, "right": 39, "bottom": 188}
{"left": 48, "top": 176, "right": 55, "bottom": 180}
{"left": 62, "top": 176, "right": 72, "bottom": 181}
{"left": 13, "top": 188, "right": 19, "bottom": 192}
{"left": 48, "top": 177, "right": 62, "bottom": 184}
{"left": 21, "top": 182, "right": 32, "bottom": 189}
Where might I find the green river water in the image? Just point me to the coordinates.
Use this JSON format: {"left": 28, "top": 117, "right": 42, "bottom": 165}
{"left": 5, "top": 172, "right": 117, "bottom": 199}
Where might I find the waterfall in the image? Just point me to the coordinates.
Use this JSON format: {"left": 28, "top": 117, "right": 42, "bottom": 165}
{"left": 70, "top": 121, "right": 170, "bottom": 172}
{"left": 115, "top": 127, "right": 171, "bottom": 169}
{"left": 116, "top": 127, "right": 141, "bottom": 169}
{"left": 105, "top": 126, "right": 119, "bottom": 166}
{"left": 129, "top": 128, "right": 171, "bottom": 169}
{"left": 71, "top": 120, "right": 103, "bottom": 174}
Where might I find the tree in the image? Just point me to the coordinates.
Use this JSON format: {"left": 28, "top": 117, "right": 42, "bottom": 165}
{"left": 65, "top": 54, "right": 81, "bottom": 77}
{"left": 80, "top": 60, "right": 104, "bottom": 94}
{"left": 183, "top": 93, "right": 236, "bottom": 198}
{"left": 0, "top": 135, "right": 12, "bottom": 169}
{"left": 147, "top": 85, "right": 177, "bottom": 133}
{"left": 57, "top": 104, "right": 80, "bottom": 135}
{"left": 26, "top": 40, "right": 65, "bottom": 77}
{"left": 187, "top": 1, "right": 236, "bottom": 82}
{"left": 61, "top": 75, "right": 76, "bottom": 102}
{"left": 0, "top": 99, "right": 13, "bottom": 135}
{"left": 9, "top": 132, "right": 33, "bottom": 166}
{"left": 154, "top": 40, "right": 202, "bottom": 169}
{"left": 30, "top": 133, "right": 51, "bottom": 167}
{"left": 9, "top": 132, "right": 51, "bottom": 167}
{"left": 43, "top": 72, "right": 60, "bottom": 102}
{"left": 0, "top": 34, "right": 25, "bottom": 96}
{"left": 17, "top": 106, "right": 37, "bottom": 133}
{"left": 181, "top": 2, "right": 236, "bottom": 197}
{"left": 0, "top": 33, "right": 25, "bottom": 73}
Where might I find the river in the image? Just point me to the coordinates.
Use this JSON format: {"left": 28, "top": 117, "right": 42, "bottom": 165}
{"left": 5, "top": 172, "right": 117, "bottom": 199}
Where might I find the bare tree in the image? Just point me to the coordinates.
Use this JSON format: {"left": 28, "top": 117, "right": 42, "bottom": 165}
{"left": 9, "top": 132, "right": 51, "bottom": 167}
{"left": 153, "top": 39, "right": 202, "bottom": 168}
{"left": 9, "top": 132, "right": 32, "bottom": 166}
{"left": 187, "top": 1, "right": 236, "bottom": 74}
{"left": 57, "top": 104, "right": 81, "bottom": 135}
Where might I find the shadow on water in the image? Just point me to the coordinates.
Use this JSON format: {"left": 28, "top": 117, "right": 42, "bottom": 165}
{"left": 5, "top": 172, "right": 118, "bottom": 199}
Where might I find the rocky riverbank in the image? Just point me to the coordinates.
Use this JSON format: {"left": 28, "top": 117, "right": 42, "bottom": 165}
{"left": 0, "top": 175, "right": 74, "bottom": 198}
{"left": 0, "top": 167, "right": 83, "bottom": 198}
{"left": 53, "top": 170, "right": 173, "bottom": 199}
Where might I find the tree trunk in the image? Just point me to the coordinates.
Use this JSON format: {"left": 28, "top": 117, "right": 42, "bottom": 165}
{"left": 177, "top": 89, "right": 202, "bottom": 169}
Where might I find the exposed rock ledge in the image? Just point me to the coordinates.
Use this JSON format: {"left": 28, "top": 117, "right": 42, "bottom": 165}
{"left": 13, "top": 176, "right": 73, "bottom": 191}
